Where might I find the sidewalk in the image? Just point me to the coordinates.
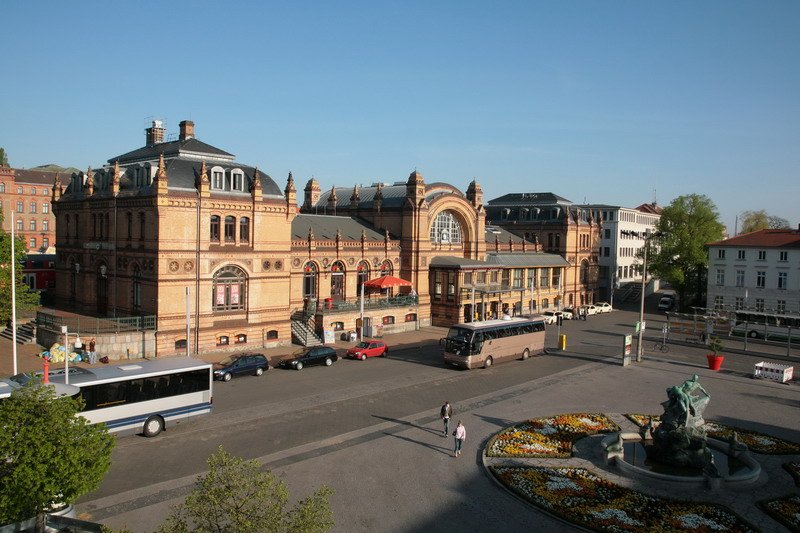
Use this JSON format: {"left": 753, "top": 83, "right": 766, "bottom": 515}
{"left": 0, "top": 326, "right": 449, "bottom": 378}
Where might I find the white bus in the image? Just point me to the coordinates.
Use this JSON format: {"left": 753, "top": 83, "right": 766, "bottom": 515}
{"left": 10, "top": 358, "right": 213, "bottom": 437}
{"left": 442, "top": 317, "right": 547, "bottom": 369}
{"left": 0, "top": 378, "right": 80, "bottom": 402}
{"left": 730, "top": 311, "right": 800, "bottom": 341}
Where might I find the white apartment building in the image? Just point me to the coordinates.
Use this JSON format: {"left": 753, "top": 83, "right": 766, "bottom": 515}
{"left": 707, "top": 228, "right": 800, "bottom": 314}
{"left": 586, "top": 203, "right": 661, "bottom": 301}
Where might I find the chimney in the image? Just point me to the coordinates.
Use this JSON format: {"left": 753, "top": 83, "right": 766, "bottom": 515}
{"left": 145, "top": 120, "right": 165, "bottom": 146}
{"left": 179, "top": 120, "right": 195, "bottom": 141}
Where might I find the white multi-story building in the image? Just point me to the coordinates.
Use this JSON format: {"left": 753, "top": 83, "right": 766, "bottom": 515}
{"left": 707, "top": 228, "right": 800, "bottom": 314}
{"left": 586, "top": 203, "right": 661, "bottom": 301}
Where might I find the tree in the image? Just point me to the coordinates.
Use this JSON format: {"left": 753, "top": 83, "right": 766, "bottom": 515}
{"left": 648, "top": 194, "right": 725, "bottom": 311}
{"left": 739, "top": 210, "right": 791, "bottom": 234}
{"left": 158, "top": 446, "right": 334, "bottom": 533}
{"left": 0, "top": 208, "right": 41, "bottom": 323}
{"left": 0, "top": 381, "right": 115, "bottom": 530}
{"left": 0, "top": 147, "right": 8, "bottom": 167}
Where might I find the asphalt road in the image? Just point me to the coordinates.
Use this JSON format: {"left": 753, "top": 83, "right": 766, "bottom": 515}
{"left": 77, "top": 301, "right": 800, "bottom": 531}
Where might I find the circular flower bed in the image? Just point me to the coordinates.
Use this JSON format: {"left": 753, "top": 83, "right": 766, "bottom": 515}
{"left": 784, "top": 462, "right": 800, "bottom": 487}
{"left": 486, "top": 413, "right": 619, "bottom": 458}
{"left": 625, "top": 414, "right": 800, "bottom": 455}
{"left": 491, "top": 465, "right": 758, "bottom": 532}
{"left": 758, "top": 494, "right": 800, "bottom": 532}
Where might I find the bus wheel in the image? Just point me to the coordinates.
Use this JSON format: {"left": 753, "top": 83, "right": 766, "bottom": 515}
{"left": 748, "top": 330, "right": 760, "bottom": 339}
{"left": 143, "top": 416, "right": 164, "bottom": 438}
{"left": 484, "top": 356, "right": 493, "bottom": 369}
{"left": 521, "top": 349, "right": 530, "bottom": 360}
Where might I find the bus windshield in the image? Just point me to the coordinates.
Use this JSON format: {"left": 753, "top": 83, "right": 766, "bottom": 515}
{"left": 444, "top": 327, "right": 475, "bottom": 356}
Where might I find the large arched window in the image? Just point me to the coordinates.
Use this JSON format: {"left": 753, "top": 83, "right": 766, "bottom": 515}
{"left": 210, "top": 215, "right": 220, "bottom": 242}
{"left": 132, "top": 264, "right": 142, "bottom": 313}
{"left": 430, "top": 211, "right": 462, "bottom": 244}
{"left": 357, "top": 260, "right": 370, "bottom": 292}
{"left": 224, "top": 216, "right": 236, "bottom": 242}
{"left": 580, "top": 260, "right": 589, "bottom": 284}
{"left": 380, "top": 260, "right": 392, "bottom": 276}
{"left": 303, "top": 262, "right": 318, "bottom": 299}
{"left": 213, "top": 265, "right": 247, "bottom": 312}
{"left": 331, "top": 261, "right": 345, "bottom": 300}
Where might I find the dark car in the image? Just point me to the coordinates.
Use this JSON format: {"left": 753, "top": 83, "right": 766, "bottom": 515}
{"left": 213, "top": 353, "right": 269, "bottom": 381}
{"left": 279, "top": 346, "right": 339, "bottom": 370}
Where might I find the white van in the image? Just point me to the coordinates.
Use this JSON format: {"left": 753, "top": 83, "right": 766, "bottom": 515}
{"left": 658, "top": 295, "right": 674, "bottom": 311}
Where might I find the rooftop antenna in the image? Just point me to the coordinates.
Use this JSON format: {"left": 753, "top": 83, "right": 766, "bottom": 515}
{"left": 653, "top": 188, "right": 658, "bottom": 205}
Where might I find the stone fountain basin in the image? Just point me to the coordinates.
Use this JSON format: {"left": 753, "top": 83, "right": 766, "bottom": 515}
{"left": 601, "top": 433, "right": 761, "bottom": 488}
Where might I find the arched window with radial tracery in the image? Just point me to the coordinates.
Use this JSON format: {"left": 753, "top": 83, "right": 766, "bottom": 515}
{"left": 357, "top": 261, "right": 370, "bottom": 292}
{"left": 213, "top": 265, "right": 247, "bottom": 312}
{"left": 303, "top": 262, "right": 318, "bottom": 300}
{"left": 430, "top": 210, "right": 463, "bottom": 244}
{"left": 380, "top": 260, "right": 392, "bottom": 276}
{"left": 331, "top": 261, "right": 345, "bottom": 300}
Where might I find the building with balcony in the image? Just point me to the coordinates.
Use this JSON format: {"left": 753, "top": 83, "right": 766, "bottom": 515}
{"left": 49, "top": 119, "right": 571, "bottom": 356}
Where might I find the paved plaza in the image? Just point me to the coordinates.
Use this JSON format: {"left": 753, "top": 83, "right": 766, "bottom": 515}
{"left": 77, "top": 341, "right": 798, "bottom": 532}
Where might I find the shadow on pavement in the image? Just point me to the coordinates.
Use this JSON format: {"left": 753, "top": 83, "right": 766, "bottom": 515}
{"left": 382, "top": 431, "right": 453, "bottom": 456}
{"left": 372, "top": 414, "right": 442, "bottom": 437}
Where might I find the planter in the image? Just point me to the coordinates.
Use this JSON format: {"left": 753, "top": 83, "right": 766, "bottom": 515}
{"left": 707, "top": 354, "right": 724, "bottom": 371}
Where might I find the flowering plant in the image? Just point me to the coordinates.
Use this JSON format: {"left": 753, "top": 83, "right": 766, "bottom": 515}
{"left": 491, "top": 466, "right": 757, "bottom": 532}
{"left": 625, "top": 414, "right": 800, "bottom": 455}
{"left": 486, "top": 414, "right": 619, "bottom": 458}
{"left": 783, "top": 462, "right": 800, "bottom": 487}
{"left": 758, "top": 494, "right": 800, "bottom": 532}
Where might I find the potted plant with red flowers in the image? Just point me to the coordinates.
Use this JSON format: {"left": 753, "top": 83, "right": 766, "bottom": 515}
{"left": 706, "top": 336, "right": 724, "bottom": 371}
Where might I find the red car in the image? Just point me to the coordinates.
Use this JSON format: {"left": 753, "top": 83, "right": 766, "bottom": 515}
{"left": 346, "top": 340, "right": 389, "bottom": 360}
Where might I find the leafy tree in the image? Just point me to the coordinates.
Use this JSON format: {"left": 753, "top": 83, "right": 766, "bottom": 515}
{"left": 158, "top": 446, "right": 334, "bottom": 533}
{"left": 648, "top": 194, "right": 725, "bottom": 311}
{"left": 739, "top": 210, "right": 791, "bottom": 234}
{"left": 0, "top": 381, "right": 115, "bottom": 530}
{"left": 0, "top": 208, "right": 41, "bottom": 323}
{"left": 0, "top": 147, "right": 8, "bottom": 167}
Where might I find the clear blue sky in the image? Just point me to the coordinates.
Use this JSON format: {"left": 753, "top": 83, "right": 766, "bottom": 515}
{"left": 3, "top": 1, "right": 798, "bottom": 234}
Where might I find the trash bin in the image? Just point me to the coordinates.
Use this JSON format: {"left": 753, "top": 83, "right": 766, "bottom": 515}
{"left": 558, "top": 334, "right": 567, "bottom": 350}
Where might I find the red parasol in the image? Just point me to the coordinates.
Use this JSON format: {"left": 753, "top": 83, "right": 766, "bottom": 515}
{"left": 363, "top": 275, "right": 412, "bottom": 290}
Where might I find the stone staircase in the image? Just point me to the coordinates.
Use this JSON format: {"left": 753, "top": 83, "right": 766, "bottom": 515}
{"left": 614, "top": 282, "right": 641, "bottom": 304}
{"left": 0, "top": 320, "right": 38, "bottom": 344}
{"left": 290, "top": 311, "right": 323, "bottom": 347}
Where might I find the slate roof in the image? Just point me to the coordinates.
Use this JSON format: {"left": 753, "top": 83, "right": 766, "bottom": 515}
{"left": 64, "top": 159, "right": 283, "bottom": 198}
{"left": 709, "top": 229, "right": 800, "bottom": 248}
{"left": 484, "top": 225, "right": 533, "bottom": 245}
{"left": 429, "top": 256, "right": 493, "bottom": 268}
{"left": 109, "top": 138, "right": 234, "bottom": 164}
{"left": 291, "top": 214, "right": 387, "bottom": 242}
{"left": 487, "top": 192, "right": 573, "bottom": 206}
{"left": 485, "top": 252, "right": 570, "bottom": 268}
{"left": 12, "top": 169, "right": 62, "bottom": 185}
{"left": 312, "top": 181, "right": 465, "bottom": 210}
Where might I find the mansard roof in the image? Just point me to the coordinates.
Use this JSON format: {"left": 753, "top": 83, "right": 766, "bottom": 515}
{"left": 65, "top": 159, "right": 282, "bottom": 198}
{"left": 487, "top": 192, "right": 572, "bottom": 206}
{"left": 311, "top": 181, "right": 465, "bottom": 211}
{"left": 109, "top": 137, "right": 234, "bottom": 164}
{"left": 291, "top": 214, "right": 388, "bottom": 242}
{"left": 484, "top": 224, "right": 531, "bottom": 244}
{"left": 485, "top": 252, "right": 570, "bottom": 268}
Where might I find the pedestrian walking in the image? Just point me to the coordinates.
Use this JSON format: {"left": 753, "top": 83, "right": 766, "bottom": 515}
{"left": 453, "top": 420, "right": 466, "bottom": 457}
{"left": 440, "top": 401, "right": 453, "bottom": 437}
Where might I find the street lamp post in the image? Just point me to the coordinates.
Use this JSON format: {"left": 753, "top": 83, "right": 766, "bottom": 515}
{"left": 622, "top": 230, "right": 661, "bottom": 362}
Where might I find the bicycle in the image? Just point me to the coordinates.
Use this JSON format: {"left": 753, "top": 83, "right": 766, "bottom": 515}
{"left": 653, "top": 341, "right": 669, "bottom": 353}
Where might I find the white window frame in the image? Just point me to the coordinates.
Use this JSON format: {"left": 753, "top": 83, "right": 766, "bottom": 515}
{"left": 230, "top": 168, "right": 244, "bottom": 191}
{"left": 211, "top": 166, "right": 225, "bottom": 190}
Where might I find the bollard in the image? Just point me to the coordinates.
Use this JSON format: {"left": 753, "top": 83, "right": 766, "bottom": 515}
{"left": 43, "top": 359, "right": 50, "bottom": 383}
{"left": 558, "top": 334, "right": 567, "bottom": 350}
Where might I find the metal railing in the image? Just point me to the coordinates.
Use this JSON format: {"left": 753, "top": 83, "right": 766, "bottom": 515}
{"left": 36, "top": 311, "right": 156, "bottom": 336}
{"left": 320, "top": 295, "right": 418, "bottom": 313}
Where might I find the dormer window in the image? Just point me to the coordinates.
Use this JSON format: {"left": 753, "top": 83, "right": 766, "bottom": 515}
{"left": 211, "top": 167, "right": 225, "bottom": 190}
{"left": 231, "top": 169, "right": 244, "bottom": 191}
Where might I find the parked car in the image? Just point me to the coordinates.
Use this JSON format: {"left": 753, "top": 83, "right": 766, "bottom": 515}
{"left": 595, "top": 302, "right": 613, "bottom": 313}
{"left": 213, "top": 353, "right": 269, "bottom": 381}
{"left": 556, "top": 310, "right": 574, "bottom": 320}
{"left": 347, "top": 340, "right": 389, "bottom": 360}
{"left": 279, "top": 346, "right": 339, "bottom": 370}
{"left": 658, "top": 295, "right": 675, "bottom": 311}
{"left": 541, "top": 311, "right": 558, "bottom": 324}
{"left": 581, "top": 304, "right": 599, "bottom": 316}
